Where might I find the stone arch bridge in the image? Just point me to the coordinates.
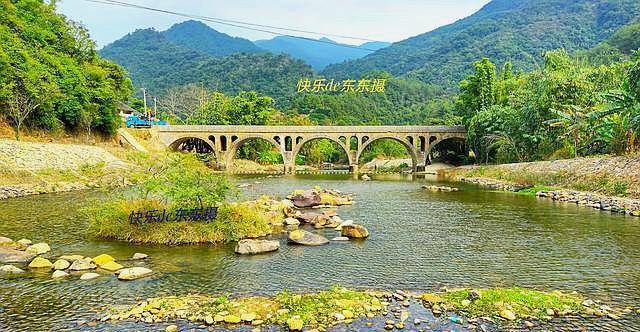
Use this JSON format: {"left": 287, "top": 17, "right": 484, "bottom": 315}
{"left": 157, "top": 125, "right": 466, "bottom": 173}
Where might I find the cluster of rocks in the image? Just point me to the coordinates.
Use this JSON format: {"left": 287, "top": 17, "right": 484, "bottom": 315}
{"left": 457, "top": 177, "right": 526, "bottom": 192}
{"left": 422, "top": 185, "right": 459, "bottom": 192}
{"left": 537, "top": 190, "right": 640, "bottom": 217}
{"left": 0, "top": 236, "right": 151, "bottom": 280}
{"left": 235, "top": 188, "right": 369, "bottom": 254}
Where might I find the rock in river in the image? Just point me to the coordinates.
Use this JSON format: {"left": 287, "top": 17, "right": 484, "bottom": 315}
{"left": 291, "top": 190, "right": 322, "bottom": 208}
{"left": 17, "top": 239, "right": 32, "bottom": 246}
{"left": 25, "top": 242, "right": 51, "bottom": 255}
{"left": 51, "top": 270, "right": 69, "bottom": 279}
{"left": 132, "top": 253, "right": 148, "bottom": 260}
{"left": 53, "top": 259, "right": 70, "bottom": 270}
{"left": 341, "top": 224, "right": 370, "bottom": 239}
{"left": 80, "top": 272, "right": 100, "bottom": 280}
{"left": 0, "top": 237, "right": 13, "bottom": 245}
{"left": 288, "top": 230, "right": 329, "bottom": 246}
{"left": 235, "top": 239, "right": 280, "bottom": 255}
{"left": 92, "top": 254, "right": 115, "bottom": 265}
{"left": 69, "top": 258, "right": 97, "bottom": 271}
{"left": 0, "top": 264, "right": 25, "bottom": 274}
{"left": 28, "top": 257, "right": 53, "bottom": 269}
{"left": 117, "top": 267, "right": 153, "bottom": 280}
{"left": 0, "top": 247, "right": 36, "bottom": 264}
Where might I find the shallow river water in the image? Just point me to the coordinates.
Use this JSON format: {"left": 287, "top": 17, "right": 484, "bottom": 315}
{"left": 1, "top": 174, "right": 640, "bottom": 331}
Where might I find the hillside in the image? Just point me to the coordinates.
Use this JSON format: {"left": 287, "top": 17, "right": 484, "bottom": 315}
{"left": 100, "top": 29, "right": 313, "bottom": 101}
{"left": 322, "top": 0, "right": 640, "bottom": 89}
{"left": 163, "top": 20, "right": 262, "bottom": 57}
{"left": 255, "top": 36, "right": 390, "bottom": 70}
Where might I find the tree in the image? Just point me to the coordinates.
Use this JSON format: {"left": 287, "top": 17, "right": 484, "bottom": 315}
{"left": 7, "top": 92, "right": 39, "bottom": 140}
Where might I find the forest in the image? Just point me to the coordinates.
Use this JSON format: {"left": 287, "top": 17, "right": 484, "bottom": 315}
{"left": 1, "top": 0, "right": 639, "bottom": 168}
{"left": 0, "top": 0, "right": 132, "bottom": 139}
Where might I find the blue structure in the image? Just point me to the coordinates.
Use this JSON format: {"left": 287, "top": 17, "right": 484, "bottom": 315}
{"left": 125, "top": 114, "right": 168, "bottom": 128}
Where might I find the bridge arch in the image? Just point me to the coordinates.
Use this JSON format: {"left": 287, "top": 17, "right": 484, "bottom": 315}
{"left": 357, "top": 135, "right": 418, "bottom": 171}
{"left": 292, "top": 135, "right": 353, "bottom": 167}
{"left": 225, "top": 135, "right": 284, "bottom": 171}
{"left": 426, "top": 134, "right": 467, "bottom": 165}
{"left": 168, "top": 136, "right": 215, "bottom": 154}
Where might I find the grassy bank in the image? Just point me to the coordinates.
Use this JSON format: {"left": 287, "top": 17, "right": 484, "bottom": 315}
{"left": 459, "top": 163, "right": 636, "bottom": 198}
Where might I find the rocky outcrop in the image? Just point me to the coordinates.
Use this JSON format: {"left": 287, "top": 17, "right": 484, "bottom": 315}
{"left": 290, "top": 190, "right": 322, "bottom": 208}
{"left": 0, "top": 247, "right": 36, "bottom": 264}
{"left": 341, "top": 224, "right": 370, "bottom": 239}
{"left": 235, "top": 239, "right": 280, "bottom": 255}
{"left": 288, "top": 230, "right": 329, "bottom": 246}
{"left": 537, "top": 190, "right": 640, "bottom": 216}
{"left": 422, "top": 185, "right": 459, "bottom": 192}
{"left": 25, "top": 242, "right": 51, "bottom": 255}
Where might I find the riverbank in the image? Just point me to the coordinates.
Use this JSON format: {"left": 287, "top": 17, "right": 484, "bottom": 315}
{"left": 99, "top": 286, "right": 630, "bottom": 331}
{"left": 0, "top": 139, "right": 133, "bottom": 200}
{"left": 446, "top": 155, "right": 640, "bottom": 217}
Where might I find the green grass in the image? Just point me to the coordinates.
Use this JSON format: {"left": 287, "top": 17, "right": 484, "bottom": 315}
{"left": 428, "top": 287, "right": 584, "bottom": 321}
{"left": 104, "top": 286, "right": 385, "bottom": 329}
{"left": 85, "top": 197, "right": 277, "bottom": 244}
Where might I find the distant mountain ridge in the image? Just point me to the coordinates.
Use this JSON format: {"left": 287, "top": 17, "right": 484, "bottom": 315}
{"left": 322, "top": 0, "right": 640, "bottom": 88}
{"left": 255, "top": 36, "right": 390, "bottom": 70}
{"left": 162, "top": 20, "right": 262, "bottom": 57}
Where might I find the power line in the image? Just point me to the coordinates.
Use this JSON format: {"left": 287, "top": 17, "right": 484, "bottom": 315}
{"left": 80, "top": 0, "right": 385, "bottom": 52}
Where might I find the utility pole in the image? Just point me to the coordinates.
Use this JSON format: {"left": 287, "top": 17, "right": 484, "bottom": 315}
{"left": 141, "top": 87, "right": 147, "bottom": 119}
{"left": 153, "top": 97, "right": 158, "bottom": 126}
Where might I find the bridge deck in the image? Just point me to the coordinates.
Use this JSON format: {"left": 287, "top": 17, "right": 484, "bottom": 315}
{"left": 157, "top": 125, "right": 466, "bottom": 134}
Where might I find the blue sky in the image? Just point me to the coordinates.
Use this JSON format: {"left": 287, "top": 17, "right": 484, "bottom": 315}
{"left": 58, "top": 0, "right": 491, "bottom": 47}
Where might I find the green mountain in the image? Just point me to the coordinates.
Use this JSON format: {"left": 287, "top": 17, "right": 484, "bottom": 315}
{"left": 255, "top": 36, "right": 390, "bottom": 70}
{"left": 99, "top": 28, "right": 313, "bottom": 102}
{"left": 163, "top": 20, "right": 262, "bottom": 57}
{"left": 322, "top": 0, "right": 640, "bottom": 89}
{"left": 579, "top": 20, "right": 640, "bottom": 64}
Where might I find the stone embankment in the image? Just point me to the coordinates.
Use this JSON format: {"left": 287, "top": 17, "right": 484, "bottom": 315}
{"left": 0, "top": 139, "right": 130, "bottom": 200}
{"left": 451, "top": 155, "right": 640, "bottom": 217}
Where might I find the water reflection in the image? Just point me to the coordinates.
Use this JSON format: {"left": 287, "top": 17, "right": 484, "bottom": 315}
{"left": 1, "top": 174, "right": 639, "bottom": 330}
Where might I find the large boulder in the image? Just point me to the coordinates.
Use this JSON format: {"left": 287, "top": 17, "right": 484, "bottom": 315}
{"left": 0, "top": 264, "right": 25, "bottom": 274}
{"left": 235, "top": 239, "right": 280, "bottom": 255}
{"left": 291, "top": 190, "right": 322, "bottom": 208}
{"left": 92, "top": 254, "right": 115, "bottom": 265}
{"left": 28, "top": 257, "right": 53, "bottom": 269}
{"left": 341, "top": 224, "right": 370, "bottom": 239}
{"left": 0, "top": 247, "right": 36, "bottom": 264}
{"left": 25, "top": 243, "right": 51, "bottom": 255}
{"left": 68, "top": 258, "right": 96, "bottom": 271}
{"left": 117, "top": 267, "right": 153, "bottom": 280}
{"left": 0, "top": 237, "right": 13, "bottom": 245}
{"left": 99, "top": 261, "right": 124, "bottom": 272}
{"left": 288, "top": 230, "right": 329, "bottom": 246}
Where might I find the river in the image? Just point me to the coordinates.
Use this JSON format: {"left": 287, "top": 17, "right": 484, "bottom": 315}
{"left": 1, "top": 174, "right": 639, "bottom": 331}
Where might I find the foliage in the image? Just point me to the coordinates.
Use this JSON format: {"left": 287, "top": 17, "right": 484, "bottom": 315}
{"left": 132, "top": 153, "right": 232, "bottom": 209}
{"left": 436, "top": 287, "right": 583, "bottom": 321}
{"left": 359, "top": 139, "right": 409, "bottom": 164}
{"left": 323, "top": 0, "right": 640, "bottom": 89}
{"left": 458, "top": 50, "right": 631, "bottom": 163}
{"left": 100, "top": 28, "right": 313, "bottom": 105}
{"left": 0, "top": 0, "right": 132, "bottom": 137}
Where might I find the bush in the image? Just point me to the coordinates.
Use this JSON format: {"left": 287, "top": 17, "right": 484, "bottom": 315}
{"left": 86, "top": 198, "right": 273, "bottom": 244}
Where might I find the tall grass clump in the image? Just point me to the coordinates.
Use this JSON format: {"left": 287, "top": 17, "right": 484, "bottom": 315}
{"left": 85, "top": 153, "right": 273, "bottom": 244}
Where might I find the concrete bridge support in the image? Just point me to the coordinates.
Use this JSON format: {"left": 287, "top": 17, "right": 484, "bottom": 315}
{"left": 157, "top": 125, "right": 467, "bottom": 174}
